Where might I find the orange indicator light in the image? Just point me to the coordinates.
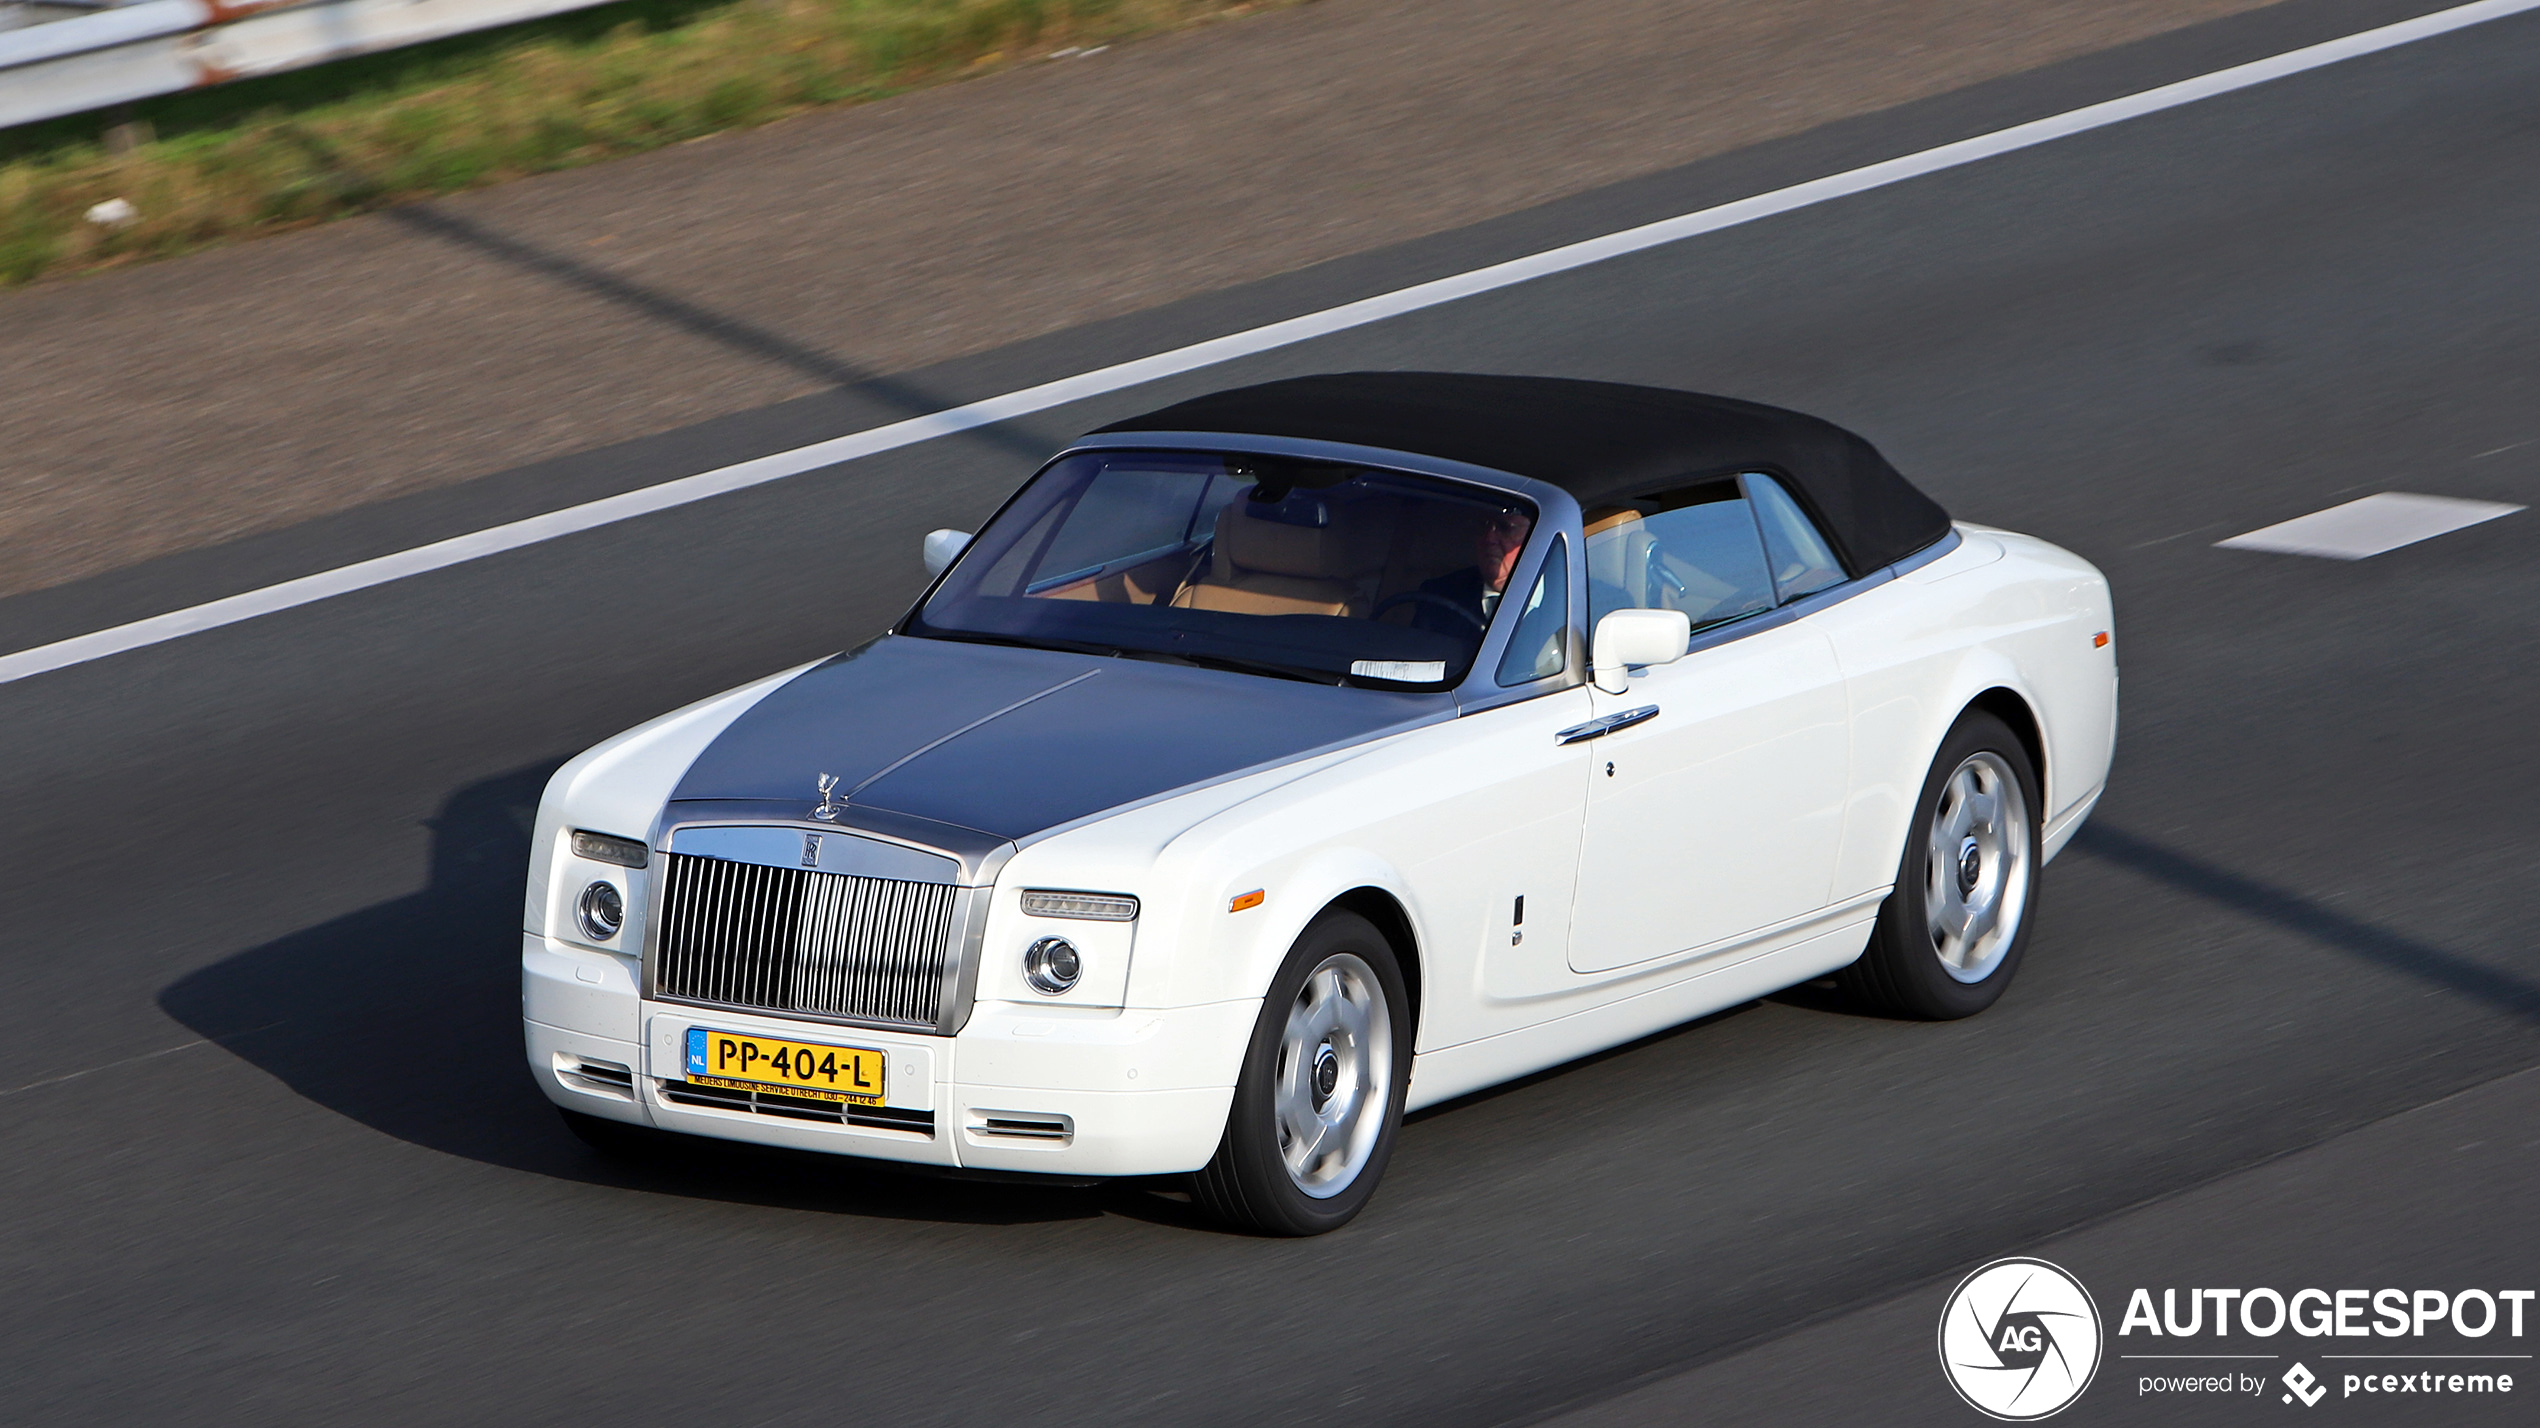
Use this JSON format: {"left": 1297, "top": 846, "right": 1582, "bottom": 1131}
{"left": 2092, "top": 631, "right": 2111, "bottom": 648}
{"left": 1229, "top": 889, "right": 1265, "bottom": 913}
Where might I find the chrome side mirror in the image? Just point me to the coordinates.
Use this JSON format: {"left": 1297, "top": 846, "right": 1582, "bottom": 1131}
{"left": 922, "top": 529, "right": 972, "bottom": 578}
{"left": 1590, "top": 609, "right": 1691, "bottom": 693}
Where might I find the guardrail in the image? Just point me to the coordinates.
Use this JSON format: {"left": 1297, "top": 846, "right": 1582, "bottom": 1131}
{"left": 1, "top": 0, "right": 616, "bottom": 130}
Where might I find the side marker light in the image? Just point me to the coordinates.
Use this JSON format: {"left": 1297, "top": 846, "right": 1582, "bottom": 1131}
{"left": 1229, "top": 889, "right": 1265, "bottom": 914}
{"left": 2092, "top": 631, "right": 2111, "bottom": 648}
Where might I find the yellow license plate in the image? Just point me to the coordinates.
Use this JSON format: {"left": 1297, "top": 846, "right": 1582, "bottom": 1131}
{"left": 682, "top": 1028, "right": 885, "bottom": 1105}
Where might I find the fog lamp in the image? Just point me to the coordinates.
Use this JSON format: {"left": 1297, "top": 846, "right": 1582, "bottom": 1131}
{"left": 575, "top": 880, "right": 625, "bottom": 942}
{"left": 1022, "top": 936, "right": 1082, "bottom": 996}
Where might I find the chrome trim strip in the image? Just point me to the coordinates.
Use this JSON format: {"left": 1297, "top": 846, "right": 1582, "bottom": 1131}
{"left": 668, "top": 825, "right": 960, "bottom": 883}
{"left": 657, "top": 802, "right": 1014, "bottom": 885}
{"left": 940, "top": 885, "right": 993, "bottom": 1036}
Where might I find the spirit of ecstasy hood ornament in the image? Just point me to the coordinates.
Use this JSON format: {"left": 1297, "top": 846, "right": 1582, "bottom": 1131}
{"left": 811, "top": 772, "right": 846, "bottom": 821}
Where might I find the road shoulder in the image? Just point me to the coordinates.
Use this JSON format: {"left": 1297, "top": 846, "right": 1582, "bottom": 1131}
{"left": 0, "top": 0, "right": 2285, "bottom": 602}
{"left": 1540, "top": 1065, "right": 2540, "bottom": 1426}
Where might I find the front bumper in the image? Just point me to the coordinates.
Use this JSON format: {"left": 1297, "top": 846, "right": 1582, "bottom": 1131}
{"left": 523, "top": 933, "right": 1248, "bottom": 1177}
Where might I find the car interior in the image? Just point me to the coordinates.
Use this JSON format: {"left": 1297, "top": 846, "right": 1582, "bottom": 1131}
{"left": 1032, "top": 470, "right": 1519, "bottom": 632}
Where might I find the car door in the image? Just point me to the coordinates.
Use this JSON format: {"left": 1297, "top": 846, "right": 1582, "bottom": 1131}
{"left": 1456, "top": 535, "right": 1595, "bottom": 1007}
{"left": 1355, "top": 535, "right": 1592, "bottom": 1051}
{"left": 1566, "top": 475, "right": 1852, "bottom": 975}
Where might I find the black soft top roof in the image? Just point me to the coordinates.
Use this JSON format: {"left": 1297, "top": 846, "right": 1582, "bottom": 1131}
{"left": 1095, "top": 372, "right": 1951, "bottom": 574}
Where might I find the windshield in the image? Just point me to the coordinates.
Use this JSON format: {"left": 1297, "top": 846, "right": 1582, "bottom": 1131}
{"left": 908, "top": 451, "right": 1539, "bottom": 688}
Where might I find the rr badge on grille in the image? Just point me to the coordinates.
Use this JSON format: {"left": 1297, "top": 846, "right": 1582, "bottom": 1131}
{"left": 801, "top": 832, "right": 821, "bottom": 868}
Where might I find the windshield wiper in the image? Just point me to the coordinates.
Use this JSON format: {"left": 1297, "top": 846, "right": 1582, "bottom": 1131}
{"left": 921, "top": 630, "right": 1343, "bottom": 685}
{"left": 1125, "top": 648, "right": 1335, "bottom": 685}
{"left": 921, "top": 630, "right": 1119, "bottom": 659}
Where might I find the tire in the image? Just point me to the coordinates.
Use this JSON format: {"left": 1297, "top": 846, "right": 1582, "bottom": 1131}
{"left": 1192, "top": 910, "right": 1411, "bottom": 1236}
{"left": 558, "top": 1106, "right": 666, "bottom": 1158}
{"left": 1838, "top": 709, "right": 2042, "bottom": 1019}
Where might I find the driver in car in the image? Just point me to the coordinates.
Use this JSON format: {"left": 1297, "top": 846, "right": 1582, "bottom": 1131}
{"left": 1409, "top": 507, "right": 1533, "bottom": 638}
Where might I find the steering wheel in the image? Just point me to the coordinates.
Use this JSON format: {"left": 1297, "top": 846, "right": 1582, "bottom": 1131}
{"left": 1372, "top": 590, "right": 1488, "bottom": 634}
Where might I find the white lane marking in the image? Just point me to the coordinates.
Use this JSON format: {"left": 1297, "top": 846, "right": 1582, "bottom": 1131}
{"left": 6, "top": 0, "right": 2538, "bottom": 690}
{"left": 2216, "top": 492, "right": 2525, "bottom": 559}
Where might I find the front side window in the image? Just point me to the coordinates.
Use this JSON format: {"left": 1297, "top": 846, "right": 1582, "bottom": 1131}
{"left": 1584, "top": 480, "right": 1776, "bottom": 632}
{"left": 912, "top": 451, "right": 1538, "bottom": 689}
{"left": 1583, "top": 472, "right": 1855, "bottom": 633}
{"left": 1495, "top": 537, "right": 1569, "bottom": 686}
{"left": 1745, "top": 472, "right": 1847, "bottom": 601}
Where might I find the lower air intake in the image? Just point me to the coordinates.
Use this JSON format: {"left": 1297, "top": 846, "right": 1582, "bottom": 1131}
{"left": 555, "top": 1054, "right": 635, "bottom": 1099}
{"left": 966, "top": 1110, "right": 1074, "bottom": 1146}
{"left": 657, "top": 1079, "right": 937, "bottom": 1137}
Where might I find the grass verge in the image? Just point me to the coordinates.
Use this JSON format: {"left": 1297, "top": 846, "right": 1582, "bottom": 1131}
{"left": 0, "top": 0, "right": 1269, "bottom": 288}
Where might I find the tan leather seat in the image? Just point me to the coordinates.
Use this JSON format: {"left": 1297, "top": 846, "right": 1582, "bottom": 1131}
{"left": 1173, "top": 500, "right": 1389, "bottom": 617}
{"left": 1584, "top": 503, "right": 1746, "bottom": 623}
{"left": 1584, "top": 506, "right": 1657, "bottom": 609}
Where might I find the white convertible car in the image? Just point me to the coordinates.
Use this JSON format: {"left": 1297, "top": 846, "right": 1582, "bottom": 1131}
{"left": 523, "top": 373, "right": 2116, "bottom": 1234}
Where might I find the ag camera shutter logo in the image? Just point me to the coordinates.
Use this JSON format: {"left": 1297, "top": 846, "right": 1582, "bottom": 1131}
{"left": 1939, "top": 1258, "right": 2103, "bottom": 1419}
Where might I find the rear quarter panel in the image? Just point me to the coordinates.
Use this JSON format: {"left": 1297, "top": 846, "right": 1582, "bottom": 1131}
{"left": 1806, "top": 526, "right": 2116, "bottom": 901}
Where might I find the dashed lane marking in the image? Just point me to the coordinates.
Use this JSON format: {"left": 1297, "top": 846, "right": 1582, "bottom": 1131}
{"left": 2215, "top": 492, "right": 2525, "bottom": 560}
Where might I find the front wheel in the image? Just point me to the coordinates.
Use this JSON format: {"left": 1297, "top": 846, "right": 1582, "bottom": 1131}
{"left": 1838, "top": 709, "right": 2041, "bottom": 1019}
{"left": 1192, "top": 911, "right": 1410, "bottom": 1235}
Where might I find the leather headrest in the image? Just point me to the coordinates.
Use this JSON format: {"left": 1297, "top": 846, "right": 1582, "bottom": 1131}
{"left": 1215, "top": 501, "right": 1388, "bottom": 579}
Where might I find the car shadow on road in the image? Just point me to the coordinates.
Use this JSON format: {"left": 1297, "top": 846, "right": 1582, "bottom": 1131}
{"left": 156, "top": 762, "right": 1208, "bottom": 1231}
{"left": 2071, "top": 824, "right": 2540, "bottom": 1024}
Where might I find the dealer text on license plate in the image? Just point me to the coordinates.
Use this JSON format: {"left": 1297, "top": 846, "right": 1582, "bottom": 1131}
{"left": 682, "top": 1028, "right": 885, "bottom": 1105}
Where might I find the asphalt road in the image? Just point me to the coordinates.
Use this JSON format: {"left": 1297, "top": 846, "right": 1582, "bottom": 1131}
{"left": 3, "top": 4, "right": 2536, "bottom": 1425}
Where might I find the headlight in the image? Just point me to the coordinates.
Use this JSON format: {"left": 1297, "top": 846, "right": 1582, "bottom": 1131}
{"left": 575, "top": 880, "right": 625, "bottom": 942}
{"left": 1022, "top": 936, "right": 1082, "bottom": 996}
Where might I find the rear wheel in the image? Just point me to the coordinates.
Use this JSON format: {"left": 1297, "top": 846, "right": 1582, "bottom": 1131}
{"left": 1839, "top": 710, "right": 2040, "bottom": 1019}
{"left": 1193, "top": 911, "right": 1409, "bottom": 1235}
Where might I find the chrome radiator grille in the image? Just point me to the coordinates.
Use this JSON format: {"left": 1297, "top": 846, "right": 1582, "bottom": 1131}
{"left": 654, "top": 853, "right": 956, "bottom": 1026}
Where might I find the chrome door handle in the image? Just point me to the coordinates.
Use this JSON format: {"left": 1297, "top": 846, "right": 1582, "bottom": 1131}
{"left": 1554, "top": 705, "right": 1660, "bottom": 744}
